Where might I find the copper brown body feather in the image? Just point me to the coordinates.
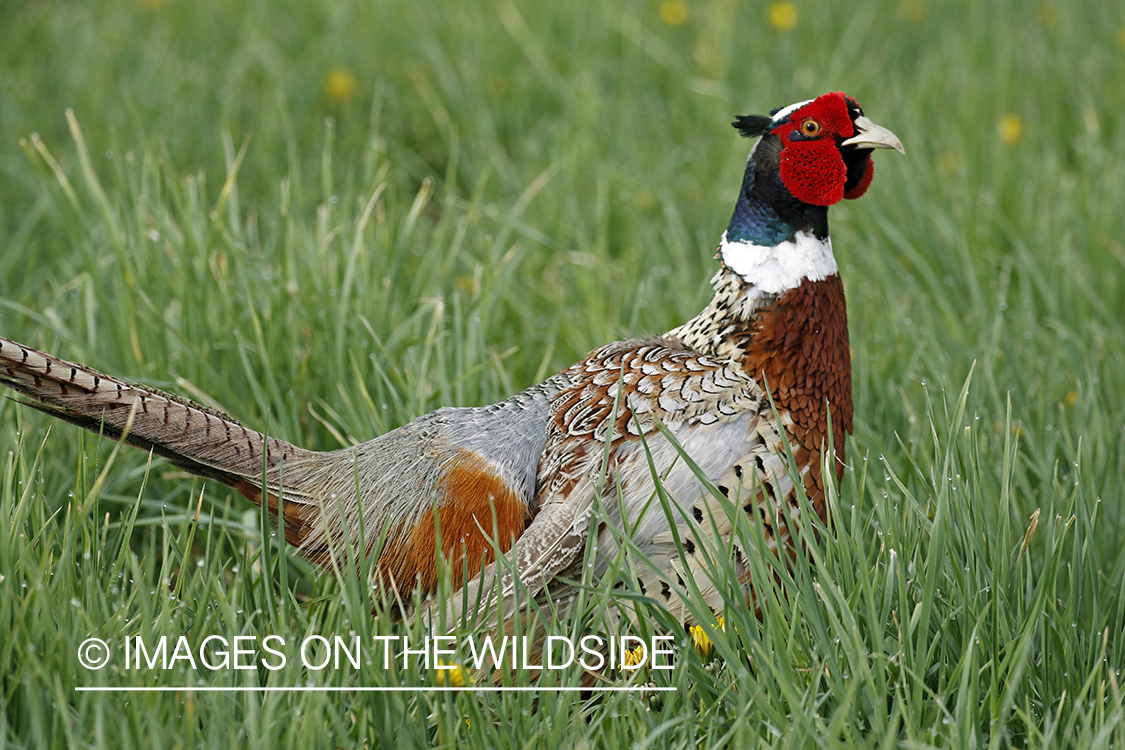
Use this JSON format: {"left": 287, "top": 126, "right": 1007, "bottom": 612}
{"left": 741, "top": 275, "right": 852, "bottom": 514}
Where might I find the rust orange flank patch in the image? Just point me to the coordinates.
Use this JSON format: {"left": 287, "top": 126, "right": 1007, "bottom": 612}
{"left": 380, "top": 449, "right": 529, "bottom": 594}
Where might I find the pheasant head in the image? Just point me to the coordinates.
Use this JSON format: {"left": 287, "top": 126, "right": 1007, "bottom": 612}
{"left": 721, "top": 92, "right": 904, "bottom": 293}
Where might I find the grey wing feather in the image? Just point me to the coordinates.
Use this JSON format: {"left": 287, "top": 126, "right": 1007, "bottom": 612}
{"left": 277, "top": 371, "right": 579, "bottom": 563}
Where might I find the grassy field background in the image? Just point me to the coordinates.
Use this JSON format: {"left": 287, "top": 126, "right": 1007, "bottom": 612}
{"left": 2, "top": 0, "right": 1124, "bottom": 747}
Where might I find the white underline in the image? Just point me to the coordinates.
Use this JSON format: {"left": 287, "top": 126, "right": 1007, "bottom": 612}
{"left": 75, "top": 685, "right": 676, "bottom": 693}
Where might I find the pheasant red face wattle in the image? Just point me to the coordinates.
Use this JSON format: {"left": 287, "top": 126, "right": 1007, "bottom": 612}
{"left": 765, "top": 91, "right": 904, "bottom": 207}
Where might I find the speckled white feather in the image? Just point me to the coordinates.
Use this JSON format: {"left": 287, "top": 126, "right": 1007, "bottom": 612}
{"left": 719, "top": 229, "right": 838, "bottom": 301}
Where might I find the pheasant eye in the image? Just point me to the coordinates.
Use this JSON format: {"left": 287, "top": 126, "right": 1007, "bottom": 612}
{"left": 800, "top": 118, "right": 821, "bottom": 136}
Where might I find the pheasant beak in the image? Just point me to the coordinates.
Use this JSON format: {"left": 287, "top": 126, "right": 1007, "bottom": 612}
{"left": 842, "top": 116, "right": 905, "bottom": 154}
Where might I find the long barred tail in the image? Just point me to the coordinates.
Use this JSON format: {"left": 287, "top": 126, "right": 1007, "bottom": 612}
{"left": 0, "top": 335, "right": 326, "bottom": 549}
{"left": 1, "top": 333, "right": 559, "bottom": 603}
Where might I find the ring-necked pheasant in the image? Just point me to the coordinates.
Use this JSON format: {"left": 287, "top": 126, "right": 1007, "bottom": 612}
{"left": 0, "top": 91, "right": 902, "bottom": 625}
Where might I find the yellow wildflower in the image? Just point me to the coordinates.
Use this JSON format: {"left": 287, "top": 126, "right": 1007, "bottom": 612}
{"left": 658, "top": 0, "right": 690, "bottom": 27}
{"left": 690, "top": 615, "right": 725, "bottom": 659}
{"left": 689, "top": 624, "right": 711, "bottom": 656}
{"left": 998, "top": 114, "right": 1022, "bottom": 146}
{"left": 324, "top": 68, "right": 358, "bottom": 103}
{"left": 436, "top": 661, "right": 468, "bottom": 687}
{"left": 623, "top": 645, "right": 647, "bottom": 668}
{"left": 767, "top": 2, "right": 798, "bottom": 31}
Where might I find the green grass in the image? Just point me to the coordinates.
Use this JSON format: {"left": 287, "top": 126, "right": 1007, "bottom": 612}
{"left": 2, "top": 0, "right": 1125, "bottom": 746}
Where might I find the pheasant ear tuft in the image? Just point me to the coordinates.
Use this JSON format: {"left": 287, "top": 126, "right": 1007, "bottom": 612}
{"left": 732, "top": 114, "right": 773, "bottom": 139}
